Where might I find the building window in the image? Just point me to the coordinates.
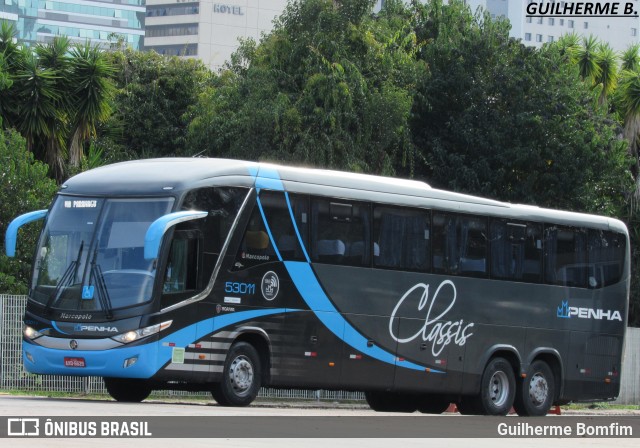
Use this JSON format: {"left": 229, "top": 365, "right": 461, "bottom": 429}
{"left": 537, "top": 17, "right": 543, "bottom": 24}
{"left": 549, "top": 18, "right": 554, "bottom": 25}
{"left": 548, "top": 35, "right": 554, "bottom": 42}
{"left": 526, "top": 16, "right": 532, "bottom": 23}
{"left": 150, "top": 44, "right": 199, "bottom": 57}
{"left": 584, "top": 22, "right": 589, "bottom": 29}
{"left": 536, "top": 34, "right": 543, "bottom": 42}
{"left": 633, "top": 28, "right": 638, "bottom": 36}
{"left": 525, "top": 33, "right": 532, "bottom": 41}
{"left": 145, "top": 24, "right": 199, "bottom": 38}
{"left": 146, "top": 4, "right": 199, "bottom": 17}
{"left": 568, "top": 20, "right": 574, "bottom": 28}
{"left": 560, "top": 19, "right": 564, "bottom": 26}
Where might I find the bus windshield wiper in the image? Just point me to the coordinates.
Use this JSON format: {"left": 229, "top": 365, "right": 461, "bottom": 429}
{"left": 45, "top": 240, "right": 83, "bottom": 315}
{"left": 89, "top": 248, "right": 113, "bottom": 319}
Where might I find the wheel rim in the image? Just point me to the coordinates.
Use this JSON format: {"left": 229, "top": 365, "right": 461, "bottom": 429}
{"left": 489, "top": 371, "right": 510, "bottom": 407}
{"left": 528, "top": 372, "right": 549, "bottom": 406}
{"left": 229, "top": 355, "right": 254, "bottom": 397}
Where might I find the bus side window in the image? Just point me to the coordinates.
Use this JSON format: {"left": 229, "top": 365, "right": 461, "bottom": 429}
{"left": 433, "top": 213, "right": 487, "bottom": 277}
{"left": 490, "top": 220, "right": 542, "bottom": 282}
{"left": 259, "top": 191, "right": 307, "bottom": 261}
{"left": 588, "top": 230, "right": 626, "bottom": 288}
{"left": 374, "top": 206, "right": 430, "bottom": 271}
{"left": 545, "top": 226, "right": 588, "bottom": 288}
{"left": 233, "top": 204, "right": 276, "bottom": 271}
{"left": 311, "top": 198, "right": 371, "bottom": 267}
{"left": 163, "top": 232, "right": 199, "bottom": 293}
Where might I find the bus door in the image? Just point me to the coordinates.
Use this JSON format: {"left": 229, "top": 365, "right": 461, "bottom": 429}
{"left": 158, "top": 229, "right": 203, "bottom": 381}
{"left": 255, "top": 190, "right": 344, "bottom": 387}
{"left": 393, "top": 313, "right": 462, "bottom": 393}
{"left": 340, "top": 311, "right": 399, "bottom": 390}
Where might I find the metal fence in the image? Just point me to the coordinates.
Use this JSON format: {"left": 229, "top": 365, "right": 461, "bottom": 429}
{"left": 0, "top": 295, "right": 364, "bottom": 401}
{"left": 2, "top": 294, "right": 638, "bottom": 404}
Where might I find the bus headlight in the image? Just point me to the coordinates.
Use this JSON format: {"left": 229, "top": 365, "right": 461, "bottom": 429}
{"left": 111, "top": 320, "right": 172, "bottom": 344}
{"left": 23, "top": 325, "right": 43, "bottom": 340}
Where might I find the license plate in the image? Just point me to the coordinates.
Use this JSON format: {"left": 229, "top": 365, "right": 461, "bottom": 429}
{"left": 64, "top": 357, "right": 86, "bottom": 368}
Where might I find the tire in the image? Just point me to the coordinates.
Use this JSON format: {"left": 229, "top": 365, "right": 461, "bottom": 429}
{"left": 417, "top": 395, "right": 451, "bottom": 414}
{"left": 103, "top": 378, "right": 152, "bottom": 402}
{"left": 475, "top": 357, "right": 516, "bottom": 416}
{"left": 513, "top": 360, "right": 555, "bottom": 416}
{"left": 364, "top": 391, "right": 417, "bottom": 413}
{"left": 211, "top": 342, "right": 261, "bottom": 407}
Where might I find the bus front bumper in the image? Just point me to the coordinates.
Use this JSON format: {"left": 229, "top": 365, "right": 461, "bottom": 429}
{"left": 22, "top": 339, "right": 160, "bottom": 378}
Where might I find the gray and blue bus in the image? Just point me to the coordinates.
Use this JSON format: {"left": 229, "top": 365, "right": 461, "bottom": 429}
{"left": 5, "top": 158, "right": 629, "bottom": 416}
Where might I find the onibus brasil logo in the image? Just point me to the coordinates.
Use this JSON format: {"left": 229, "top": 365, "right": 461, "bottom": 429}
{"left": 557, "top": 301, "right": 622, "bottom": 321}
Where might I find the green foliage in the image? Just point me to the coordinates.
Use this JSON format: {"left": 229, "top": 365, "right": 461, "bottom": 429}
{"left": 188, "top": 0, "right": 424, "bottom": 174}
{"left": 108, "top": 48, "right": 212, "bottom": 158}
{"left": 0, "top": 25, "right": 116, "bottom": 182}
{"left": 410, "top": 2, "right": 632, "bottom": 215}
{"left": 0, "top": 129, "right": 57, "bottom": 294}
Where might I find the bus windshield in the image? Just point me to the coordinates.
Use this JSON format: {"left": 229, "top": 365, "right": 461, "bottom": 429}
{"left": 31, "top": 196, "right": 174, "bottom": 312}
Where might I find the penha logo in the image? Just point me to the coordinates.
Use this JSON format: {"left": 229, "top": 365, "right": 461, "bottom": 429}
{"left": 557, "top": 300, "right": 622, "bottom": 321}
{"left": 73, "top": 324, "right": 119, "bottom": 333}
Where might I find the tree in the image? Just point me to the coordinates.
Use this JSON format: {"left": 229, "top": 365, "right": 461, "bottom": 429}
{"left": 188, "top": 0, "right": 424, "bottom": 174}
{"left": 621, "top": 43, "right": 640, "bottom": 72}
{"left": 594, "top": 43, "right": 618, "bottom": 106}
{"left": 108, "top": 48, "right": 212, "bottom": 158}
{"left": 0, "top": 129, "right": 57, "bottom": 294}
{"left": 67, "top": 42, "right": 115, "bottom": 167}
{"left": 0, "top": 24, "right": 116, "bottom": 182}
{"left": 409, "top": 1, "right": 631, "bottom": 215}
{"left": 577, "top": 35, "right": 602, "bottom": 84}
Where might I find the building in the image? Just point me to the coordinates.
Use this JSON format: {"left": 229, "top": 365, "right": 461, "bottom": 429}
{"left": 143, "top": 0, "right": 288, "bottom": 69}
{"left": 466, "top": 0, "right": 640, "bottom": 51}
{"left": 0, "top": 0, "right": 145, "bottom": 49}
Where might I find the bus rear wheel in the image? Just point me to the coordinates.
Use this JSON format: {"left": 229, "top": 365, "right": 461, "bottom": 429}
{"left": 103, "top": 378, "right": 152, "bottom": 402}
{"left": 513, "top": 360, "right": 555, "bottom": 416}
{"left": 472, "top": 357, "right": 516, "bottom": 415}
{"left": 364, "top": 391, "right": 417, "bottom": 413}
{"left": 211, "top": 342, "right": 261, "bottom": 407}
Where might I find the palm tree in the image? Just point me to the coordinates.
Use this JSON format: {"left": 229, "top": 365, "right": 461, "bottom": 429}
{"left": 35, "top": 37, "right": 72, "bottom": 179}
{"left": 12, "top": 46, "right": 65, "bottom": 180}
{"left": 618, "top": 70, "right": 640, "bottom": 191}
{"left": 622, "top": 43, "right": 640, "bottom": 72}
{"left": 576, "top": 35, "right": 601, "bottom": 84}
{"left": 555, "top": 33, "right": 580, "bottom": 64}
{"left": 67, "top": 42, "right": 115, "bottom": 167}
{"left": 594, "top": 43, "right": 618, "bottom": 106}
{"left": 0, "top": 21, "right": 20, "bottom": 127}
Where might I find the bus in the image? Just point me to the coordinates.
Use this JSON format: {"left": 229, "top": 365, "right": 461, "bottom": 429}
{"left": 5, "top": 158, "right": 629, "bottom": 416}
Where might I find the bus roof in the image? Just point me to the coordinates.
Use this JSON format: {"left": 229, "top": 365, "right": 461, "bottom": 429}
{"left": 60, "top": 158, "right": 627, "bottom": 234}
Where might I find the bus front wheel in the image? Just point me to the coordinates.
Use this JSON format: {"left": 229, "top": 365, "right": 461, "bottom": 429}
{"left": 211, "top": 342, "right": 261, "bottom": 407}
{"left": 104, "top": 378, "right": 152, "bottom": 402}
{"left": 513, "top": 360, "right": 555, "bottom": 416}
{"left": 477, "top": 357, "right": 516, "bottom": 415}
